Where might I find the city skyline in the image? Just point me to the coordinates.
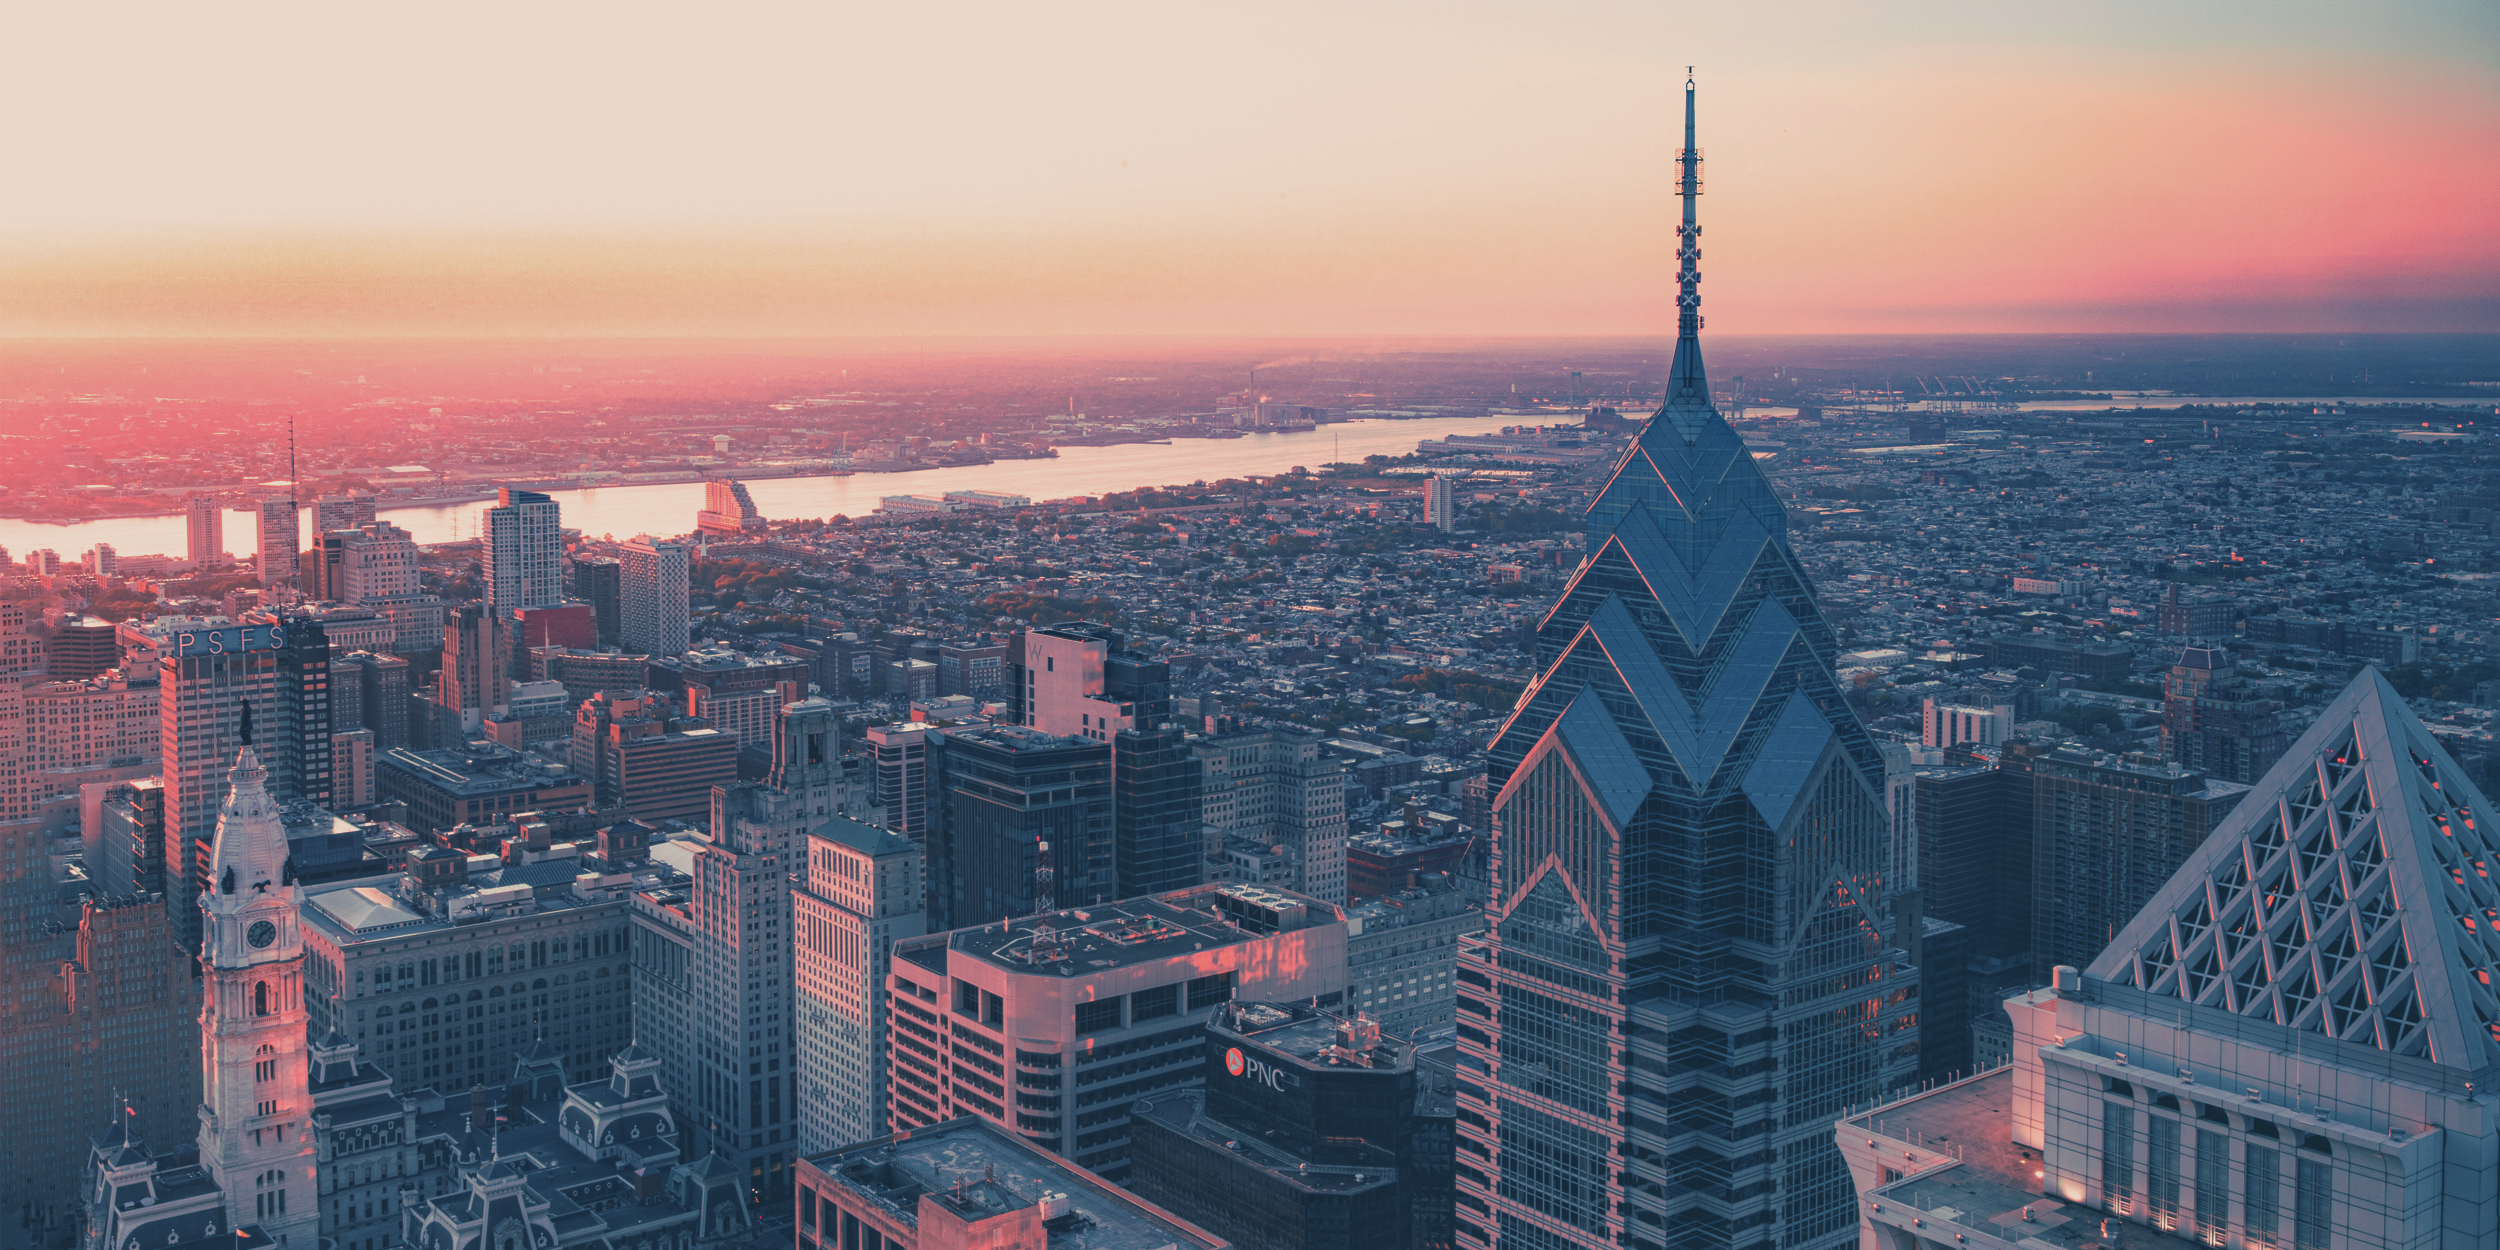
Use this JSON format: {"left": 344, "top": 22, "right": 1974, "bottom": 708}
{"left": 0, "top": 2, "right": 2489, "bottom": 337}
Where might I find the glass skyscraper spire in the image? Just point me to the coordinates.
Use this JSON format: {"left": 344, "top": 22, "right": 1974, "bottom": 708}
{"left": 1457, "top": 79, "right": 1916, "bottom": 1250}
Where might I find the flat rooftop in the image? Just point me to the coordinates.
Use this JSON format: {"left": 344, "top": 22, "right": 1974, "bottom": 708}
{"left": 936, "top": 884, "right": 1336, "bottom": 979}
{"left": 1131, "top": 1091, "right": 1396, "bottom": 1196}
{"left": 1218, "top": 1001, "right": 1413, "bottom": 1073}
{"left": 811, "top": 1116, "right": 1223, "bottom": 1250}
{"left": 1849, "top": 1068, "right": 2200, "bottom": 1249}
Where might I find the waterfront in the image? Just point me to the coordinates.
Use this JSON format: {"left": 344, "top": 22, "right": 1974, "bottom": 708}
{"left": 0, "top": 413, "right": 1538, "bottom": 557}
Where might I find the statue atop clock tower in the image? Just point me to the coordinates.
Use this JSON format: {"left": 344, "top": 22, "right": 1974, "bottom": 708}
{"left": 196, "top": 747, "right": 319, "bottom": 1248}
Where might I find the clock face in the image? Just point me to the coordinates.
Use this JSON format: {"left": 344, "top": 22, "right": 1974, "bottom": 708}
{"left": 246, "top": 920, "right": 278, "bottom": 949}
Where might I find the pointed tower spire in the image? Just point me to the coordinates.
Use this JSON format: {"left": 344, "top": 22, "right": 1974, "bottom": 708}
{"left": 1662, "top": 69, "right": 1710, "bottom": 420}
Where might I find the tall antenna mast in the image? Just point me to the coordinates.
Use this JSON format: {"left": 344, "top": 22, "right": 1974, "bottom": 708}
{"left": 289, "top": 411, "right": 298, "bottom": 500}
{"left": 1656, "top": 68, "right": 1713, "bottom": 425}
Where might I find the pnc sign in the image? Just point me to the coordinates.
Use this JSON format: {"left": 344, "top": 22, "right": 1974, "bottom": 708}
{"left": 168, "top": 623, "right": 290, "bottom": 658}
{"left": 1225, "top": 1045, "right": 1297, "bottom": 1091}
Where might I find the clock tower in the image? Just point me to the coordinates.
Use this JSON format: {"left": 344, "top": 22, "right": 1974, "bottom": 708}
{"left": 195, "top": 747, "right": 318, "bottom": 1248}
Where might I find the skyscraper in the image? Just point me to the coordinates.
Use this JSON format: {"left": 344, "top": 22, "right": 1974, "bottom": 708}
{"left": 792, "top": 814, "right": 923, "bottom": 1152}
{"left": 439, "top": 602, "right": 512, "bottom": 738}
{"left": 312, "top": 491, "right": 376, "bottom": 534}
{"left": 2012, "top": 739, "right": 2248, "bottom": 979}
{"left": 158, "top": 620, "right": 287, "bottom": 953}
{"left": 2162, "top": 644, "right": 2288, "bottom": 785}
{"left": 568, "top": 556, "right": 623, "bottom": 646}
{"left": 1840, "top": 668, "right": 2500, "bottom": 1248}
{"left": 255, "top": 497, "right": 299, "bottom": 587}
{"left": 620, "top": 538, "right": 690, "bottom": 656}
{"left": 1424, "top": 474, "right": 1457, "bottom": 532}
{"left": 928, "top": 724, "right": 1113, "bottom": 930}
{"left": 1461, "top": 80, "right": 1914, "bottom": 1250}
{"left": 696, "top": 477, "right": 766, "bottom": 535}
{"left": 188, "top": 495, "right": 225, "bottom": 568}
{"left": 483, "top": 487, "right": 565, "bottom": 610}
{"left": 1006, "top": 625, "right": 1206, "bottom": 900}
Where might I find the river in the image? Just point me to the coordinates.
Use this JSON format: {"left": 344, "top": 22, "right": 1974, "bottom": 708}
{"left": 0, "top": 413, "right": 1539, "bottom": 557}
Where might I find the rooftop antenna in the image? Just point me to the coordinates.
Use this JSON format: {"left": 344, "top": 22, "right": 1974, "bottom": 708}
{"left": 1659, "top": 68, "right": 1709, "bottom": 419}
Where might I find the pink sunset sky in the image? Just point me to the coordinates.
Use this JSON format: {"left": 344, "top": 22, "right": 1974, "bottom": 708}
{"left": 0, "top": 0, "right": 2491, "bottom": 338}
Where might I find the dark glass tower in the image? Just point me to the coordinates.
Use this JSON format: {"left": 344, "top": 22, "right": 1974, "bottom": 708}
{"left": 1458, "top": 80, "right": 1915, "bottom": 1250}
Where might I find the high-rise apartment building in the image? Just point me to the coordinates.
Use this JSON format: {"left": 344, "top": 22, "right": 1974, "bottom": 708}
{"left": 187, "top": 495, "right": 225, "bottom": 568}
{"left": 312, "top": 492, "right": 376, "bottom": 534}
{"left": 886, "top": 883, "right": 1347, "bottom": 1180}
{"left": 2009, "top": 740, "right": 2248, "bottom": 979}
{"left": 1460, "top": 83, "right": 1916, "bottom": 1250}
{"left": 2162, "top": 645, "right": 2288, "bottom": 785}
{"left": 1423, "top": 474, "right": 1457, "bottom": 532}
{"left": 1841, "top": 669, "right": 2500, "bottom": 1248}
{"left": 1922, "top": 694, "right": 2013, "bottom": 750}
{"left": 927, "top": 724, "right": 1112, "bottom": 930}
{"left": 620, "top": 539, "right": 691, "bottom": 656}
{"left": 255, "top": 496, "right": 299, "bottom": 587}
{"left": 87, "top": 542, "right": 116, "bottom": 578}
{"left": 0, "top": 604, "right": 32, "bottom": 831}
{"left": 793, "top": 814, "right": 924, "bottom": 1153}
{"left": 484, "top": 487, "right": 565, "bottom": 610}
{"left": 1196, "top": 727, "right": 1347, "bottom": 905}
{"left": 568, "top": 556, "right": 623, "bottom": 646}
{"left": 696, "top": 477, "right": 766, "bottom": 536}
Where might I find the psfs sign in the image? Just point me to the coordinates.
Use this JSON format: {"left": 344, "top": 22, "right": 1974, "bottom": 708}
{"left": 1225, "top": 1046, "right": 1298, "bottom": 1092}
{"left": 168, "top": 623, "right": 290, "bottom": 658}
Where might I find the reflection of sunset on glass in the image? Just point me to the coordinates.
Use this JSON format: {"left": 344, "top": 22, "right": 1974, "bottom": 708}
{"left": 0, "top": 1, "right": 2489, "bottom": 337}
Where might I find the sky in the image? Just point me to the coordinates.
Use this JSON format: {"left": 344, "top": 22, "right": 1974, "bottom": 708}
{"left": 0, "top": 1, "right": 2492, "bottom": 338}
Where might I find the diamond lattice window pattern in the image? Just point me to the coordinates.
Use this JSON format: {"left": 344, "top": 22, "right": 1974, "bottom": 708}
{"left": 2087, "top": 669, "right": 2500, "bottom": 1068}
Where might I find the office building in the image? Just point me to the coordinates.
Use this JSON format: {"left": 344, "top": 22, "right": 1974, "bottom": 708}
{"left": 796, "top": 1116, "right": 1226, "bottom": 1250}
{"left": 49, "top": 615, "right": 118, "bottom": 680}
{"left": 333, "top": 650, "right": 411, "bottom": 749}
{"left": 0, "top": 895, "right": 201, "bottom": 1237}
{"left": 1114, "top": 722, "right": 1203, "bottom": 899}
{"left": 1922, "top": 694, "right": 2013, "bottom": 750}
{"left": 1196, "top": 727, "right": 1348, "bottom": 905}
{"left": 330, "top": 727, "right": 374, "bottom": 806}
{"left": 621, "top": 539, "right": 691, "bottom": 657}
{"left": 927, "top": 724, "right": 1112, "bottom": 930}
{"left": 1461, "top": 85, "right": 1917, "bottom": 1250}
{"left": 936, "top": 638, "right": 1005, "bottom": 698}
{"left": 483, "top": 487, "right": 565, "bottom": 610}
{"left": 27, "top": 666, "right": 158, "bottom": 780}
{"left": 2162, "top": 645, "right": 2289, "bottom": 785}
{"left": 297, "top": 835, "right": 642, "bottom": 1085}
{"left": 568, "top": 556, "right": 623, "bottom": 646}
{"left": 794, "top": 815, "right": 924, "bottom": 1153}
{"left": 685, "top": 682, "right": 790, "bottom": 753}
{"left": 313, "top": 492, "right": 376, "bottom": 534}
{"left": 536, "top": 646, "right": 655, "bottom": 705}
{"left": 1130, "top": 1002, "right": 1456, "bottom": 1250}
{"left": 1423, "top": 474, "right": 1457, "bottom": 532}
{"left": 187, "top": 495, "right": 226, "bottom": 568}
{"left": 513, "top": 601, "right": 599, "bottom": 651}
{"left": 373, "top": 741, "right": 592, "bottom": 833}
{"left": 158, "top": 617, "right": 325, "bottom": 952}
{"left": 2155, "top": 582, "right": 2237, "bottom": 639}
{"left": 1840, "top": 668, "right": 2500, "bottom": 1249}
{"left": 256, "top": 496, "right": 300, "bottom": 587}
{"left": 629, "top": 700, "right": 842, "bottom": 1201}
{"left": 1344, "top": 872, "right": 1484, "bottom": 1037}
{"left": 885, "top": 882, "right": 1347, "bottom": 1181}
{"left": 697, "top": 478, "right": 767, "bottom": 536}
{"left": 868, "top": 721, "right": 937, "bottom": 840}
{"left": 439, "top": 602, "right": 512, "bottom": 737}
{"left": 302, "top": 527, "right": 349, "bottom": 600}
{"left": 1988, "top": 635, "right": 2134, "bottom": 682}
{"left": 0, "top": 604, "right": 32, "bottom": 832}
{"left": 2011, "top": 739, "right": 2247, "bottom": 979}
{"left": 331, "top": 522, "right": 419, "bottom": 602}
{"left": 98, "top": 777, "right": 167, "bottom": 898}
{"left": 568, "top": 689, "right": 739, "bottom": 825}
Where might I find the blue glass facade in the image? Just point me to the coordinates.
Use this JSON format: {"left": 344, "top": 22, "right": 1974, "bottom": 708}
{"left": 1457, "top": 81, "right": 1916, "bottom": 1250}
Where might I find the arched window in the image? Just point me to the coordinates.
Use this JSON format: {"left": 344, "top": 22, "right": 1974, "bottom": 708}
{"left": 595, "top": 967, "right": 609, "bottom": 979}
{"left": 422, "top": 997, "right": 438, "bottom": 1009}
{"left": 489, "top": 986, "right": 504, "bottom": 998}
{"left": 532, "top": 979, "right": 547, "bottom": 990}
{"left": 254, "top": 982, "right": 269, "bottom": 1016}
{"left": 399, "top": 1004, "right": 416, "bottom": 1015}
